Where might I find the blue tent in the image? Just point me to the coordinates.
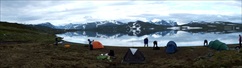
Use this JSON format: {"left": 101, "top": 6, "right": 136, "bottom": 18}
{"left": 165, "top": 41, "right": 177, "bottom": 54}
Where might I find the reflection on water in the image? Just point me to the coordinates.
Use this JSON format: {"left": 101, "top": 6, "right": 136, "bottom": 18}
{"left": 56, "top": 30, "right": 242, "bottom": 47}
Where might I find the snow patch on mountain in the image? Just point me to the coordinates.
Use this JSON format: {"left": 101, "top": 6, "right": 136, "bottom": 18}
{"left": 150, "top": 19, "right": 178, "bottom": 26}
{"left": 56, "top": 23, "right": 82, "bottom": 29}
{"left": 37, "top": 20, "right": 195, "bottom": 29}
{"left": 93, "top": 20, "right": 124, "bottom": 27}
{"left": 151, "top": 19, "right": 161, "bottom": 22}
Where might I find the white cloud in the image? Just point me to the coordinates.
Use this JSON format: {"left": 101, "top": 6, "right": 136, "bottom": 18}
{"left": 0, "top": 0, "right": 241, "bottom": 25}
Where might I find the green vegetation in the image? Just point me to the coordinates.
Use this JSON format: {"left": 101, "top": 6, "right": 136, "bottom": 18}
{"left": 0, "top": 21, "right": 56, "bottom": 43}
{"left": 1, "top": 43, "right": 242, "bottom": 68}
{"left": 193, "top": 50, "right": 242, "bottom": 67}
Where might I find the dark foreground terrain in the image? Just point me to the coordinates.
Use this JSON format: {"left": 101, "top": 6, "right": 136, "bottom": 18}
{"left": 0, "top": 41, "right": 242, "bottom": 68}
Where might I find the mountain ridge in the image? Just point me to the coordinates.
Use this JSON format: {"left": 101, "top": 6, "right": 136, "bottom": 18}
{"left": 37, "top": 20, "right": 178, "bottom": 29}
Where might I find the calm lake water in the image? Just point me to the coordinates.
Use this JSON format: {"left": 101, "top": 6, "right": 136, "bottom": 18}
{"left": 56, "top": 30, "right": 241, "bottom": 47}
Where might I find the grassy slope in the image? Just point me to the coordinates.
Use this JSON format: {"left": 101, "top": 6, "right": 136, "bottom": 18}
{"left": 1, "top": 43, "right": 241, "bottom": 68}
{"left": 0, "top": 21, "right": 56, "bottom": 43}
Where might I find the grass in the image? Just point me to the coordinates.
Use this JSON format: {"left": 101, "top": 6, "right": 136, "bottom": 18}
{"left": 1, "top": 42, "right": 242, "bottom": 68}
{"left": 0, "top": 21, "right": 56, "bottom": 43}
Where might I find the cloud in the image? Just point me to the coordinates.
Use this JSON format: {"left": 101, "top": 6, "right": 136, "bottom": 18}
{"left": 0, "top": 0, "right": 241, "bottom": 25}
{"left": 129, "top": 13, "right": 242, "bottom": 25}
{"left": 168, "top": 13, "right": 241, "bottom": 24}
{"left": 107, "top": 1, "right": 135, "bottom": 6}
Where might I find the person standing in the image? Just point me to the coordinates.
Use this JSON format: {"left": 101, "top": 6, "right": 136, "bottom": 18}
{"left": 55, "top": 37, "right": 58, "bottom": 46}
{"left": 88, "top": 39, "right": 93, "bottom": 50}
{"left": 239, "top": 35, "right": 241, "bottom": 48}
{"left": 204, "top": 39, "right": 208, "bottom": 46}
{"left": 144, "top": 38, "right": 148, "bottom": 47}
{"left": 153, "top": 41, "right": 158, "bottom": 48}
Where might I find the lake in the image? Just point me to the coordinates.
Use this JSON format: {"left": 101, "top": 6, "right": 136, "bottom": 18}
{"left": 56, "top": 30, "right": 242, "bottom": 47}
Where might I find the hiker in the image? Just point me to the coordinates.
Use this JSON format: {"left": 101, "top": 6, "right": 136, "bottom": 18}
{"left": 153, "top": 41, "right": 158, "bottom": 48}
{"left": 144, "top": 38, "right": 148, "bottom": 47}
{"left": 239, "top": 35, "right": 241, "bottom": 48}
{"left": 153, "top": 40, "right": 160, "bottom": 50}
{"left": 55, "top": 37, "right": 58, "bottom": 46}
{"left": 108, "top": 50, "right": 116, "bottom": 59}
{"left": 204, "top": 39, "right": 208, "bottom": 46}
{"left": 108, "top": 50, "right": 115, "bottom": 57}
{"left": 88, "top": 39, "right": 93, "bottom": 50}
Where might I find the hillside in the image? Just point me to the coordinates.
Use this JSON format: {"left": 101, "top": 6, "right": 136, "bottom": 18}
{"left": 0, "top": 21, "right": 56, "bottom": 43}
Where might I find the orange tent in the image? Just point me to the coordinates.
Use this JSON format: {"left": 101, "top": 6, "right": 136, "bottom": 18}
{"left": 92, "top": 41, "right": 104, "bottom": 49}
{"left": 64, "top": 44, "right": 70, "bottom": 48}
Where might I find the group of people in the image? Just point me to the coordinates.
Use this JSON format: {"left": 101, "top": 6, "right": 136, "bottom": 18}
{"left": 143, "top": 37, "right": 158, "bottom": 48}
{"left": 144, "top": 34, "right": 242, "bottom": 49}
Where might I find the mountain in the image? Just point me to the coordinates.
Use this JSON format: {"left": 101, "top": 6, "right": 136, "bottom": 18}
{"left": 56, "top": 23, "right": 82, "bottom": 29}
{"left": 180, "top": 21, "right": 242, "bottom": 33}
{"left": 54, "top": 20, "right": 124, "bottom": 29}
{"left": 65, "top": 20, "right": 176, "bottom": 30}
{"left": 36, "top": 20, "right": 178, "bottom": 30}
{"left": 36, "top": 22, "right": 56, "bottom": 28}
{"left": 37, "top": 20, "right": 241, "bottom": 31}
{"left": 184, "top": 21, "right": 242, "bottom": 26}
{"left": 150, "top": 20, "right": 178, "bottom": 26}
{"left": 94, "top": 20, "right": 124, "bottom": 26}
{"left": 79, "top": 20, "right": 124, "bottom": 29}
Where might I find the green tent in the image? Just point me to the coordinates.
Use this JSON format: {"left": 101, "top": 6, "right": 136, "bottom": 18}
{"left": 208, "top": 40, "right": 228, "bottom": 50}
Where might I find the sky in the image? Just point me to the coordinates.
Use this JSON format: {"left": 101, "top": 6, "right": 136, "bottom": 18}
{"left": 0, "top": 0, "right": 241, "bottom": 25}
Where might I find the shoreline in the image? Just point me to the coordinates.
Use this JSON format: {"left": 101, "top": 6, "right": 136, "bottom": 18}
{"left": 61, "top": 40, "right": 239, "bottom": 48}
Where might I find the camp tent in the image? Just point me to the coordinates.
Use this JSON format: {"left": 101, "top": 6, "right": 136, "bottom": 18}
{"left": 208, "top": 40, "right": 228, "bottom": 50}
{"left": 165, "top": 41, "right": 177, "bottom": 54}
{"left": 92, "top": 41, "right": 104, "bottom": 49}
{"left": 122, "top": 48, "right": 145, "bottom": 63}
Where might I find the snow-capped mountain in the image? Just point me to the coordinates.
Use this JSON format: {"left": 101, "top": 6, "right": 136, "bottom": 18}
{"left": 150, "top": 20, "right": 178, "bottom": 26}
{"left": 34, "top": 20, "right": 241, "bottom": 30}
{"left": 37, "top": 20, "right": 178, "bottom": 29}
{"left": 81, "top": 20, "right": 124, "bottom": 29}
{"left": 188, "top": 21, "right": 236, "bottom": 24}
{"left": 56, "top": 23, "right": 82, "bottom": 29}
{"left": 95, "top": 20, "right": 124, "bottom": 26}
{"left": 186, "top": 21, "right": 242, "bottom": 27}
{"left": 188, "top": 21, "right": 213, "bottom": 24}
